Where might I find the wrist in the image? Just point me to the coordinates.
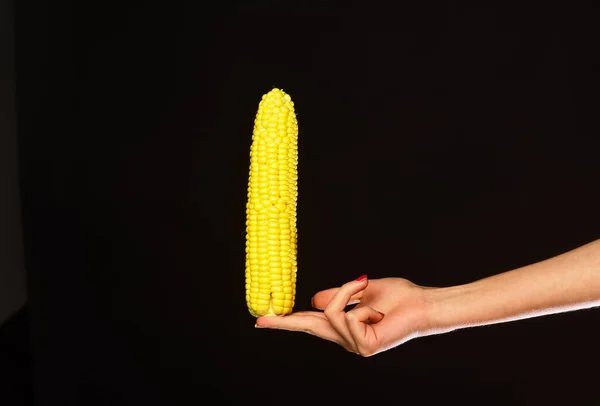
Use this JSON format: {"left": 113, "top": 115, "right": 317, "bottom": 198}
{"left": 422, "top": 283, "right": 475, "bottom": 334}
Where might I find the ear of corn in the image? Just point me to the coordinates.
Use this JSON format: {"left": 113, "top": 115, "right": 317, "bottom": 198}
{"left": 245, "top": 88, "right": 298, "bottom": 317}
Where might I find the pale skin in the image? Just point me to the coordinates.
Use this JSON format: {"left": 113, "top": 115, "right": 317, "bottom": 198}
{"left": 255, "top": 239, "right": 600, "bottom": 357}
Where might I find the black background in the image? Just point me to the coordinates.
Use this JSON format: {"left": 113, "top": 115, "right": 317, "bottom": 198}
{"left": 15, "top": 1, "right": 600, "bottom": 404}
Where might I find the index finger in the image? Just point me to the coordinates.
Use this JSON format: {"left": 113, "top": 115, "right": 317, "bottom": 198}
{"left": 255, "top": 312, "right": 344, "bottom": 346}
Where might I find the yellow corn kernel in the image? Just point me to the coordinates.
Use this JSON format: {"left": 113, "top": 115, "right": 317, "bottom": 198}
{"left": 245, "top": 88, "right": 298, "bottom": 317}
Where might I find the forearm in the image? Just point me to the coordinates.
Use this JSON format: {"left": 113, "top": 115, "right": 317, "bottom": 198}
{"left": 426, "top": 239, "right": 600, "bottom": 333}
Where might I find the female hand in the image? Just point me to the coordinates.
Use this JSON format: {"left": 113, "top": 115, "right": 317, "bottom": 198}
{"left": 257, "top": 240, "right": 600, "bottom": 357}
{"left": 255, "top": 275, "right": 433, "bottom": 357}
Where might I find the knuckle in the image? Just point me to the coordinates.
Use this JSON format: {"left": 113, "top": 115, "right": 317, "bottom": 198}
{"left": 356, "top": 342, "right": 377, "bottom": 357}
{"left": 357, "top": 347, "right": 375, "bottom": 357}
{"left": 345, "top": 311, "right": 357, "bottom": 322}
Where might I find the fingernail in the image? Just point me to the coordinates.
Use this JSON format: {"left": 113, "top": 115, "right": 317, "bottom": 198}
{"left": 377, "top": 311, "right": 385, "bottom": 317}
{"left": 355, "top": 274, "right": 367, "bottom": 282}
{"left": 254, "top": 324, "right": 264, "bottom": 328}
{"left": 310, "top": 296, "right": 315, "bottom": 307}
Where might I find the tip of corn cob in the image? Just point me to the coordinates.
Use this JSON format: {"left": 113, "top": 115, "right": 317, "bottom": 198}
{"left": 245, "top": 88, "right": 298, "bottom": 318}
{"left": 262, "top": 87, "right": 291, "bottom": 101}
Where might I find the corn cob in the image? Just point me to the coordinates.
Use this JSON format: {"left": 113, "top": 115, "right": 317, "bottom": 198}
{"left": 245, "top": 88, "right": 298, "bottom": 317}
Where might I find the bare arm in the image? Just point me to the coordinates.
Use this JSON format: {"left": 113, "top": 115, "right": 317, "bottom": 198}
{"left": 425, "top": 239, "right": 600, "bottom": 334}
{"left": 257, "top": 239, "right": 600, "bottom": 356}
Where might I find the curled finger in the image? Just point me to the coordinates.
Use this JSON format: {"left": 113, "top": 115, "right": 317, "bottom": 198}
{"left": 345, "top": 306, "right": 384, "bottom": 357}
{"left": 323, "top": 275, "right": 370, "bottom": 350}
{"left": 311, "top": 288, "right": 363, "bottom": 310}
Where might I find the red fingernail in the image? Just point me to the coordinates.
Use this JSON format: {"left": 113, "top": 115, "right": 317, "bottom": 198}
{"left": 355, "top": 274, "right": 367, "bottom": 282}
